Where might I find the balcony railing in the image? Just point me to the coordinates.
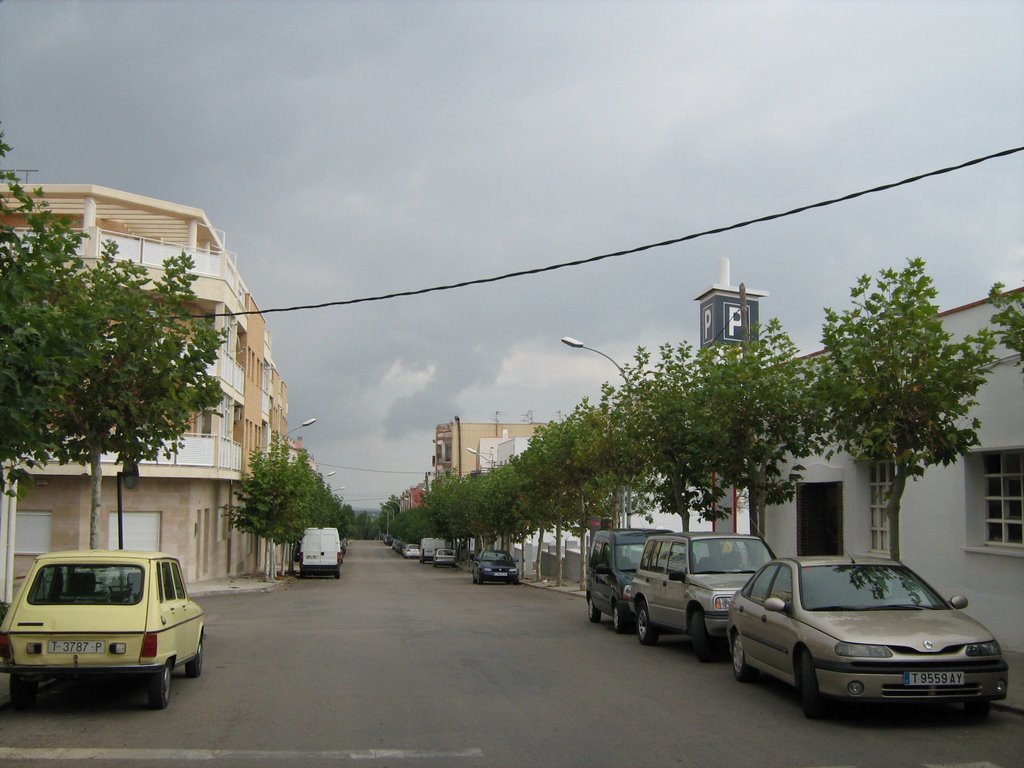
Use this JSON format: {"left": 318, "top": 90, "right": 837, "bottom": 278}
{"left": 101, "top": 434, "right": 242, "bottom": 472}
{"left": 88, "top": 230, "right": 248, "bottom": 307}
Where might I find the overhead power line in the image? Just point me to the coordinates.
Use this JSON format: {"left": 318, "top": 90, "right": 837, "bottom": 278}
{"left": 318, "top": 462, "right": 424, "bottom": 475}
{"left": 201, "top": 145, "right": 1024, "bottom": 319}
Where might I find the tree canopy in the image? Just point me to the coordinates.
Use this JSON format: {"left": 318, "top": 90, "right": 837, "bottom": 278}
{"left": 818, "top": 258, "right": 995, "bottom": 559}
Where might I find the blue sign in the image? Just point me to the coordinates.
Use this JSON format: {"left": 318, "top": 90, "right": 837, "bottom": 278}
{"left": 700, "top": 294, "right": 759, "bottom": 347}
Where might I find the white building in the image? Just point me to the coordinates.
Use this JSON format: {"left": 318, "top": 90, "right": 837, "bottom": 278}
{"left": 762, "top": 291, "right": 1024, "bottom": 651}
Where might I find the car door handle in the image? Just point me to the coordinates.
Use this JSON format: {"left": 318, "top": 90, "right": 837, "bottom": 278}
{"left": 760, "top": 614, "right": 768, "bottom": 623}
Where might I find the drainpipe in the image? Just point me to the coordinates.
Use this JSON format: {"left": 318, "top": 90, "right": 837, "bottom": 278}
{"left": 454, "top": 416, "right": 462, "bottom": 476}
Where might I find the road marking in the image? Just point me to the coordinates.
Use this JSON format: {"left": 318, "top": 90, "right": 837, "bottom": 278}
{"left": 925, "top": 764, "right": 1004, "bottom": 768}
{"left": 0, "top": 747, "right": 484, "bottom": 761}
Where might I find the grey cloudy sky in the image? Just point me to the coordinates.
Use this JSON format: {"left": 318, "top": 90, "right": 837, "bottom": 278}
{"left": 2, "top": 0, "right": 1022, "bottom": 509}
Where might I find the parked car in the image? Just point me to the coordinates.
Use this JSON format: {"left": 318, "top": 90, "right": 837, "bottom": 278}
{"left": 403, "top": 544, "right": 421, "bottom": 560}
{"left": 471, "top": 550, "right": 520, "bottom": 584}
{"left": 728, "top": 556, "right": 1008, "bottom": 719}
{"left": 626, "top": 532, "right": 774, "bottom": 661}
{"left": 295, "top": 527, "right": 342, "bottom": 579}
{"left": 432, "top": 548, "right": 457, "bottom": 568}
{"left": 587, "top": 528, "right": 670, "bottom": 633}
{"left": 0, "top": 550, "right": 204, "bottom": 711}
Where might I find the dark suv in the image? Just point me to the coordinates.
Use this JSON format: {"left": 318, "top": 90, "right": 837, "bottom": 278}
{"left": 586, "top": 529, "right": 670, "bottom": 633}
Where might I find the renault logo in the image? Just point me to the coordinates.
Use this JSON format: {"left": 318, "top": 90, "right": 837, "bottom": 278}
{"left": 923, "top": 640, "right": 934, "bottom": 650}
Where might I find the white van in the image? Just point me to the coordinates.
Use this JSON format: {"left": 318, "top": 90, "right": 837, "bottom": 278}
{"left": 418, "top": 538, "right": 448, "bottom": 564}
{"left": 297, "top": 528, "right": 343, "bottom": 579}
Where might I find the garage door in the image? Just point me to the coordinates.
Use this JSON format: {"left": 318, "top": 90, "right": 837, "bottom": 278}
{"left": 108, "top": 511, "right": 162, "bottom": 550}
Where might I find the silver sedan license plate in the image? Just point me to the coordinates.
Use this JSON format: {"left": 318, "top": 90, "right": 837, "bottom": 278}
{"left": 903, "top": 670, "right": 964, "bottom": 686}
{"left": 48, "top": 640, "right": 105, "bottom": 654}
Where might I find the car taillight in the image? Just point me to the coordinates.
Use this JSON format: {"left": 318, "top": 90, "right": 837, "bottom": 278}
{"left": 141, "top": 632, "right": 158, "bottom": 658}
{"left": 0, "top": 632, "right": 11, "bottom": 661}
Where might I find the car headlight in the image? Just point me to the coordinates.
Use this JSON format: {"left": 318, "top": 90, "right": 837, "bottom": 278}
{"left": 966, "top": 640, "right": 1001, "bottom": 657}
{"left": 834, "top": 642, "right": 893, "bottom": 658}
{"left": 713, "top": 594, "right": 733, "bottom": 611}
{"left": 510, "top": 568, "right": 519, "bottom": 575}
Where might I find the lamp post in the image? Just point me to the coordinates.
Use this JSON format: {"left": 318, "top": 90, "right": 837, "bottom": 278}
{"left": 466, "top": 446, "right": 497, "bottom": 472}
{"left": 285, "top": 417, "right": 317, "bottom": 436}
{"left": 560, "top": 335, "right": 632, "bottom": 525}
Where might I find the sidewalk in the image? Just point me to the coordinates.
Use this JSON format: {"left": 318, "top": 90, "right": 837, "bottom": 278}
{"left": 2, "top": 575, "right": 1020, "bottom": 715}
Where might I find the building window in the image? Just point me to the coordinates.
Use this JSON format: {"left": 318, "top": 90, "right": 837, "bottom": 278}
{"left": 983, "top": 451, "right": 1023, "bottom": 546}
{"left": 869, "top": 462, "right": 893, "bottom": 554}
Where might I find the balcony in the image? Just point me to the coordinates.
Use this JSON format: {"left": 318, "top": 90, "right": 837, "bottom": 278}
{"left": 102, "top": 434, "right": 242, "bottom": 472}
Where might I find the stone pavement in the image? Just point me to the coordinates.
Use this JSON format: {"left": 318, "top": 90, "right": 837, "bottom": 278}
{"left": 1, "top": 575, "right": 1020, "bottom": 715}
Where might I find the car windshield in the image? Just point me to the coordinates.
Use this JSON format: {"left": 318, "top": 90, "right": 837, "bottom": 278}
{"left": 689, "top": 538, "right": 772, "bottom": 574}
{"left": 481, "top": 552, "right": 513, "bottom": 563}
{"left": 27, "top": 563, "right": 145, "bottom": 606}
{"left": 614, "top": 542, "right": 646, "bottom": 571}
{"left": 800, "top": 564, "right": 947, "bottom": 611}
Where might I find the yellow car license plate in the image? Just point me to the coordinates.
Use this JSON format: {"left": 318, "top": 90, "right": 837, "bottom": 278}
{"left": 48, "top": 640, "right": 105, "bottom": 654}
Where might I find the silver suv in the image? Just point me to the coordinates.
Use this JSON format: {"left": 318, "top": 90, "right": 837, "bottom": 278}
{"left": 626, "top": 532, "right": 774, "bottom": 662}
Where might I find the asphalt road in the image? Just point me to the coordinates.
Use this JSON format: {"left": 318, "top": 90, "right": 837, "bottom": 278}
{"left": 0, "top": 541, "right": 1020, "bottom": 768}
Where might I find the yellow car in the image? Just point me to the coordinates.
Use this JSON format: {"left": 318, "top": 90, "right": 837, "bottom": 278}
{"left": 0, "top": 550, "right": 204, "bottom": 710}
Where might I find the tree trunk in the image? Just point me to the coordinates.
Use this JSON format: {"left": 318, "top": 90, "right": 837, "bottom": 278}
{"left": 555, "top": 519, "right": 563, "bottom": 587}
{"left": 579, "top": 489, "right": 587, "bottom": 592}
{"left": 671, "top": 475, "right": 690, "bottom": 531}
{"left": 748, "top": 467, "right": 767, "bottom": 540}
{"left": 89, "top": 448, "right": 103, "bottom": 549}
{"left": 886, "top": 468, "right": 908, "bottom": 561}
{"left": 534, "top": 529, "right": 544, "bottom": 581}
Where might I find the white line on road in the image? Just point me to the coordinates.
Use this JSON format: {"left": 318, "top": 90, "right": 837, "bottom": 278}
{"left": 0, "top": 747, "right": 485, "bottom": 761}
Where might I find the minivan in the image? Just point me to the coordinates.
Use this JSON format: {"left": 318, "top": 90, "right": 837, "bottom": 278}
{"left": 296, "top": 527, "right": 343, "bottom": 579}
{"left": 587, "top": 528, "right": 670, "bottom": 633}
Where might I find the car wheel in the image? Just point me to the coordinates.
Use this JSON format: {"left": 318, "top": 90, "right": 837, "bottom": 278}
{"left": 185, "top": 637, "right": 204, "bottom": 678}
{"left": 798, "top": 651, "right": 827, "bottom": 719}
{"left": 689, "top": 609, "right": 714, "bottom": 662}
{"left": 9, "top": 675, "right": 38, "bottom": 710}
{"left": 587, "top": 595, "right": 602, "bottom": 623}
{"left": 334, "top": 567, "right": 341, "bottom": 579}
{"left": 147, "top": 661, "right": 172, "bottom": 710}
{"left": 731, "top": 632, "right": 759, "bottom": 682}
{"left": 964, "top": 700, "right": 991, "bottom": 717}
{"left": 635, "top": 599, "right": 659, "bottom": 646}
{"left": 612, "top": 602, "right": 630, "bottom": 634}
{"left": 512, "top": 579, "right": 520, "bottom": 585}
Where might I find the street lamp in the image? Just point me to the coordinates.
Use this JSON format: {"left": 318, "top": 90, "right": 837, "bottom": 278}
{"left": 560, "top": 336, "right": 626, "bottom": 378}
{"left": 561, "top": 335, "right": 632, "bottom": 524}
{"left": 466, "top": 446, "right": 496, "bottom": 471}
{"left": 285, "top": 417, "right": 317, "bottom": 436}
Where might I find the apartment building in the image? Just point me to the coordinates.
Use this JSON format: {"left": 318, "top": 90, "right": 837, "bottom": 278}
{"left": 433, "top": 418, "right": 542, "bottom": 477}
{"left": 1, "top": 185, "right": 291, "bottom": 589}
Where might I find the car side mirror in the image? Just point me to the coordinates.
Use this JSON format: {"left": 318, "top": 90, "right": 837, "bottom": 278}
{"left": 595, "top": 563, "right": 610, "bottom": 575}
{"left": 763, "top": 597, "right": 787, "bottom": 613}
{"left": 668, "top": 570, "right": 685, "bottom": 582}
{"left": 949, "top": 595, "right": 968, "bottom": 609}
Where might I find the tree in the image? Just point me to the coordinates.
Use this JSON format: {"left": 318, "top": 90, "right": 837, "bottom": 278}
{"left": 233, "top": 434, "right": 316, "bottom": 579}
{"left": 691, "top": 319, "right": 822, "bottom": 538}
{"left": 989, "top": 283, "right": 1023, "bottom": 385}
{"left": 0, "top": 135, "right": 95, "bottom": 493}
{"left": 622, "top": 343, "right": 719, "bottom": 530}
{"left": 48, "top": 245, "right": 224, "bottom": 548}
{"left": 818, "top": 258, "right": 996, "bottom": 560}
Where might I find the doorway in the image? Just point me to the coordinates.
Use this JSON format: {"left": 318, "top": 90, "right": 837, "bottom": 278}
{"left": 797, "top": 482, "right": 843, "bottom": 555}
